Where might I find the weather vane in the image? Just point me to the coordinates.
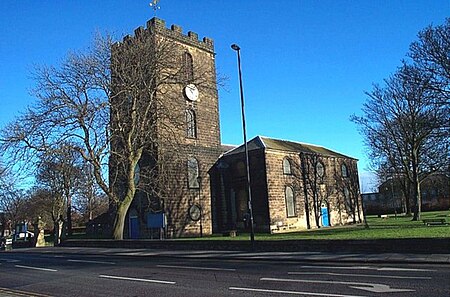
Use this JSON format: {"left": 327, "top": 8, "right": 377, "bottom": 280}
{"left": 149, "top": 0, "right": 161, "bottom": 15}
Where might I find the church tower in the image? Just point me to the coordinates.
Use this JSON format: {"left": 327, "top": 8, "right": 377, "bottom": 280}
{"left": 111, "top": 18, "right": 222, "bottom": 238}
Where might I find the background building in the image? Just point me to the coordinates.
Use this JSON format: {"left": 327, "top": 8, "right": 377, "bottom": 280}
{"left": 363, "top": 174, "right": 450, "bottom": 215}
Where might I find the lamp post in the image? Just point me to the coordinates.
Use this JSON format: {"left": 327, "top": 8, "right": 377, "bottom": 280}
{"left": 231, "top": 43, "right": 255, "bottom": 247}
{"left": 197, "top": 176, "right": 203, "bottom": 238}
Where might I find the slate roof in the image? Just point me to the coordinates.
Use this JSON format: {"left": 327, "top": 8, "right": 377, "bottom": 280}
{"left": 220, "top": 144, "right": 237, "bottom": 153}
{"left": 223, "top": 136, "right": 356, "bottom": 160}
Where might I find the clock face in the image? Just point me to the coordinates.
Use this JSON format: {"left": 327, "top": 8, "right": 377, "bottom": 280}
{"left": 188, "top": 204, "right": 201, "bottom": 221}
{"left": 184, "top": 84, "right": 199, "bottom": 101}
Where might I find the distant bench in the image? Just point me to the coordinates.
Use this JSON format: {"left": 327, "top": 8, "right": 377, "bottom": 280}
{"left": 422, "top": 218, "right": 448, "bottom": 226}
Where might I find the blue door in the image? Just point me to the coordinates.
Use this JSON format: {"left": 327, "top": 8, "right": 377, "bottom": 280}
{"left": 129, "top": 216, "right": 139, "bottom": 239}
{"left": 321, "top": 207, "right": 330, "bottom": 227}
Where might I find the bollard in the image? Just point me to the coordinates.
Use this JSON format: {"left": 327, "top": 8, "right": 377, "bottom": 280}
{"left": 5, "top": 238, "right": 13, "bottom": 251}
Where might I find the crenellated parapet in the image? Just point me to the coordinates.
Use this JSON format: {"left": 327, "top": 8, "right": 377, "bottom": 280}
{"left": 120, "top": 17, "right": 214, "bottom": 53}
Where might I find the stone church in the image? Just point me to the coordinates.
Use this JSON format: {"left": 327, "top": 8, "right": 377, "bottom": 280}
{"left": 111, "top": 18, "right": 362, "bottom": 238}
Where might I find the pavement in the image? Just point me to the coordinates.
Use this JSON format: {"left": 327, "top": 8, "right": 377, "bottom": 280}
{"left": 3, "top": 246, "right": 450, "bottom": 265}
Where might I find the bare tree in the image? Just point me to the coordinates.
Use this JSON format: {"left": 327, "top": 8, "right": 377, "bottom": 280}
{"left": 299, "top": 153, "right": 330, "bottom": 228}
{"left": 35, "top": 144, "right": 83, "bottom": 238}
{"left": 24, "top": 188, "right": 55, "bottom": 233}
{"left": 73, "top": 163, "right": 108, "bottom": 222}
{"left": 352, "top": 63, "right": 448, "bottom": 220}
{"left": 335, "top": 160, "right": 362, "bottom": 224}
{"left": 408, "top": 18, "right": 450, "bottom": 107}
{"left": 1, "top": 28, "right": 217, "bottom": 239}
{"left": 0, "top": 165, "right": 27, "bottom": 236}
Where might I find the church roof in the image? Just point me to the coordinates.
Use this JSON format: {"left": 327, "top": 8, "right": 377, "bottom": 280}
{"left": 223, "top": 136, "right": 356, "bottom": 160}
{"left": 220, "top": 144, "right": 237, "bottom": 153}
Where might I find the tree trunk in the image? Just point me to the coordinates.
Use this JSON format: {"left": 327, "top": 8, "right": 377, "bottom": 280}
{"left": 356, "top": 198, "right": 362, "bottom": 223}
{"left": 53, "top": 219, "right": 64, "bottom": 246}
{"left": 67, "top": 195, "right": 72, "bottom": 236}
{"left": 300, "top": 153, "right": 311, "bottom": 229}
{"left": 411, "top": 152, "right": 421, "bottom": 221}
{"left": 412, "top": 182, "right": 422, "bottom": 221}
{"left": 313, "top": 193, "right": 320, "bottom": 228}
{"left": 112, "top": 202, "right": 130, "bottom": 240}
{"left": 398, "top": 174, "right": 412, "bottom": 215}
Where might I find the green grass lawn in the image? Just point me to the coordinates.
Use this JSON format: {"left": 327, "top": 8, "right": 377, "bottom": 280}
{"left": 185, "top": 210, "right": 450, "bottom": 241}
{"left": 66, "top": 210, "right": 450, "bottom": 242}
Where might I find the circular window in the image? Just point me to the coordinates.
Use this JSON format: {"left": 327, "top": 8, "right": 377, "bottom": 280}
{"left": 188, "top": 204, "right": 202, "bottom": 221}
{"left": 316, "top": 162, "right": 325, "bottom": 178}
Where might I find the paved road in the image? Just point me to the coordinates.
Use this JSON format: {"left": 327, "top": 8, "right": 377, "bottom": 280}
{"left": 0, "top": 251, "right": 449, "bottom": 296}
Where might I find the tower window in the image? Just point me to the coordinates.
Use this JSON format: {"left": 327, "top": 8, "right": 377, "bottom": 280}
{"left": 341, "top": 163, "right": 349, "bottom": 178}
{"left": 285, "top": 186, "right": 296, "bottom": 217}
{"left": 187, "top": 158, "right": 199, "bottom": 189}
{"left": 186, "top": 109, "right": 197, "bottom": 138}
{"left": 183, "top": 52, "right": 194, "bottom": 82}
{"left": 283, "top": 158, "right": 292, "bottom": 175}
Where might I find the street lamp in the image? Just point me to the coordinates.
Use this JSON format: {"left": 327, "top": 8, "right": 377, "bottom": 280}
{"left": 231, "top": 43, "right": 255, "bottom": 248}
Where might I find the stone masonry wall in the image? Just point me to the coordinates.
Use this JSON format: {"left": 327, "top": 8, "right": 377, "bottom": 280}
{"left": 116, "top": 18, "right": 222, "bottom": 238}
{"left": 264, "top": 150, "right": 361, "bottom": 233}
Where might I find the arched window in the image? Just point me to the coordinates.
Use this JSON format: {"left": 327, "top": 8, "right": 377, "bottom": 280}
{"left": 341, "top": 163, "right": 349, "bottom": 178}
{"left": 344, "top": 187, "right": 353, "bottom": 212}
{"left": 283, "top": 158, "right": 292, "bottom": 175}
{"left": 285, "top": 186, "right": 296, "bottom": 217}
{"left": 134, "top": 163, "right": 140, "bottom": 186}
{"left": 187, "top": 158, "right": 199, "bottom": 189}
{"left": 316, "top": 162, "right": 325, "bottom": 178}
{"left": 186, "top": 109, "right": 197, "bottom": 138}
{"left": 183, "top": 52, "right": 194, "bottom": 82}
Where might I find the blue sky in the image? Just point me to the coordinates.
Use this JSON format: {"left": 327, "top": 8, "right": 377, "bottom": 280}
{"left": 0, "top": 1, "right": 448, "bottom": 192}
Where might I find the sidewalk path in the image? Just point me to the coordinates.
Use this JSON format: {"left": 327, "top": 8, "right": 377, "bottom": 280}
{"left": 4, "top": 247, "right": 450, "bottom": 265}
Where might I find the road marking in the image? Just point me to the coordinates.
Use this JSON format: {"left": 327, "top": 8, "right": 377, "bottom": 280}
{"left": 0, "top": 287, "right": 53, "bottom": 297}
{"left": 229, "top": 287, "right": 368, "bottom": 297}
{"left": 378, "top": 267, "right": 436, "bottom": 272}
{"left": 156, "top": 264, "right": 236, "bottom": 272}
{"left": 288, "top": 272, "right": 431, "bottom": 280}
{"left": 68, "top": 259, "right": 116, "bottom": 265}
{"left": 15, "top": 265, "right": 57, "bottom": 272}
{"left": 300, "top": 265, "right": 436, "bottom": 272}
{"left": 300, "top": 265, "right": 371, "bottom": 270}
{"left": 0, "top": 259, "right": 20, "bottom": 263}
{"left": 99, "top": 274, "right": 176, "bottom": 285}
{"left": 261, "top": 278, "right": 415, "bottom": 293}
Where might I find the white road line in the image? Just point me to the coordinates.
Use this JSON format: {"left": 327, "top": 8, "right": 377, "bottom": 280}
{"left": 288, "top": 272, "right": 431, "bottom": 280}
{"left": 300, "top": 265, "right": 371, "bottom": 270}
{"left": 0, "top": 259, "right": 20, "bottom": 263}
{"left": 99, "top": 274, "right": 176, "bottom": 285}
{"left": 156, "top": 264, "right": 236, "bottom": 272}
{"left": 0, "top": 288, "right": 53, "bottom": 297}
{"left": 15, "top": 265, "right": 58, "bottom": 272}
{"left": 229, "top": 287, "right": 368, "bottom": 297}
{"left": 261, "top": 278, "right": 415, "bottom": 293}
{"left": 378, "top": 267, "right": 436, "bottom": 272}
{"left": 68, "top": 259, "right": 116, "bottom": 265}
{"left": 300, "top": 265, "right": 436, "bottom": 272}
